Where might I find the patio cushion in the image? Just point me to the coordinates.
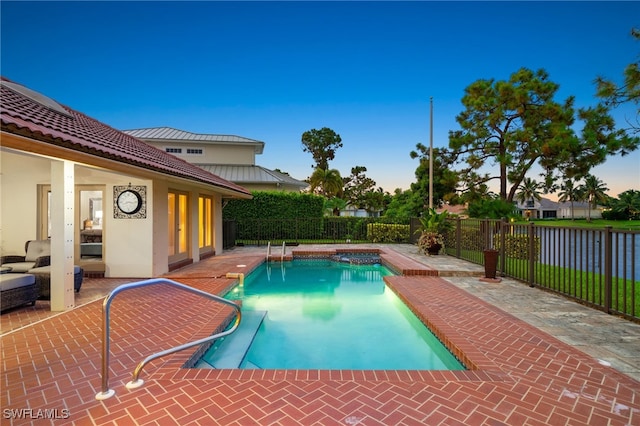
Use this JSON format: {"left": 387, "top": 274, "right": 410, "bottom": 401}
{"left": 25, "top": 240, "right": 50, "bottom": 262}
{"left": 28, "top": 265, "right": 84, "bottom": 298}
{"left": 28, "top": 265, "right": 81, "bottom": 275}
{"left": 0, "top": 273, "right": 36, "bottom": 291}
{"left": 0, "top": 262, "right": 37, "bottom": 273}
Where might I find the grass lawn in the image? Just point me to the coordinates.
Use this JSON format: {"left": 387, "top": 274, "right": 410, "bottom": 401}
{"left": 527, "top": 219, "right": 640, "bottom": 231}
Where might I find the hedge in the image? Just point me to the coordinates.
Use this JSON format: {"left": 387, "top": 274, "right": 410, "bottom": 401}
{"left": 223, "top": 191, "right": 325, "bottom": 220}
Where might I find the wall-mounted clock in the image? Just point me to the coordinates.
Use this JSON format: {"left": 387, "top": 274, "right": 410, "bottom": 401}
{"left": 113, "top": 185, "right": 147, "bottom": 218}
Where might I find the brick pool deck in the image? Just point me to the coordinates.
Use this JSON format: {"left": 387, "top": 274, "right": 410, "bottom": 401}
{"left": 1, "top": 244, "right": 639, "bottom": 425}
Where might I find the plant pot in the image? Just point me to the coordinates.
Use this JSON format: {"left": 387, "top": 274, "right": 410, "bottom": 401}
{"left": 483, "top": 249, "right": 499, "bottom": 279}
{"left": 427, "top": 243, "right": 442, "bottom": 255}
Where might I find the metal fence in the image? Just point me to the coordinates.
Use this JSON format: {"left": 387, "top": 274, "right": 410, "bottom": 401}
{"left": 444, "top": 218, "right": 639, "bottom": 322}
{"left": 222, "top": 217, "right": 639, "bottom": 321}
{"left": 225, "top": 217, "right": 412, "bottom": 245}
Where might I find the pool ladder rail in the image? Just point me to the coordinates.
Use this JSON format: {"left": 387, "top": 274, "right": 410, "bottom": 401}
{"left": 266, "top": 241, "right": 287, "bottom": 262}
{"left": 95, "top": 278, "right": 242, "bottom": 400}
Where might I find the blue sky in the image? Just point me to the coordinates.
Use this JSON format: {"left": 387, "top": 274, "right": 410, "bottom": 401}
{"left": 2, "top": 1, "right": 639, "bottom": 199}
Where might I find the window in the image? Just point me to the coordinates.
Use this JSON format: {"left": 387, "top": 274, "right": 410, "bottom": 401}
{"left": 187, "top": 148, "right": 203, "bottom": 155}
{"left": 168, "top": 191, "right": 189, "bottom": 262}
{"left": 199, "top": 196, "right": 213, "bottom": 251}
{"left": 166, "top": 148, "right": 182, "bottom": 153}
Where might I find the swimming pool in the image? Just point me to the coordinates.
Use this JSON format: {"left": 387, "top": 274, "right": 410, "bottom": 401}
{"left": 199, "top": 259, "right": 465, "bottom": 370}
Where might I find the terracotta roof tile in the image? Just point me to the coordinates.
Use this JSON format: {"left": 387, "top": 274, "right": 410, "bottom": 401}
{"left": 0, "top": 77, "right": 251, "bottom": 197}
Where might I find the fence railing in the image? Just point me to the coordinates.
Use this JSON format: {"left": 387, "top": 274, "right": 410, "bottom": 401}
{"left": 444, "top": 218, "right": 639, "bottom": 322}
{"left": 225, "top": 217, "right": 412, "bottom": 245}
{"left": 223, "top": 217, "right": 639, "bottom": 321}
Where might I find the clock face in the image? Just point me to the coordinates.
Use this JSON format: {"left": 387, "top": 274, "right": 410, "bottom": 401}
{"left": 117, "top": 190, "right": 142, "bottom": 214}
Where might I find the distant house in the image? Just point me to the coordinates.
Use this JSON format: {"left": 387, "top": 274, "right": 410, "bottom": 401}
{"left": 557, "top": 201, "right": 604, "bottom": 220}
{"left": 436, "top": 204, "right": 468, "bottom": 218}
{"left": 515, "top": 197, "right": 603, "bottom": 219}
{"left": 125, "top": 127, "right": 309, "bottom": 192}
{"left": 340, "top": 206, "right": 382, "bottom": 218}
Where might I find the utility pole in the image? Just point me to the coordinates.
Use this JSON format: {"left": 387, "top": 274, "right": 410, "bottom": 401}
{"left": 429, "top": 97, "right": 433, "bottom": 210}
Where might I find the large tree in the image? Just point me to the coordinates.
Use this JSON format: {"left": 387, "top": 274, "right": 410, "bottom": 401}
{"left": 301, "top": 127, "right": 343, "bottom": 170}
{"left": 515, "top": 177, "right": 542, "bottom": 206}
{"left": 447, "top": 68, "right": 576, "bottom": 202}
{"left": 612, "top": 189, "right": 640, "bottom": 220}
{"left": 342, "top": 166, "right": 377, "bottom": 210}
{"left": 409, "top": 144, "right": 459, "bottom": 208}
{"left": 308, "top": 168, "right": 343, "bottom": 198}
{"left": 558, "top": 179, "right": 580, "bottom": 220}
{"left": 579, "top": 174, "right": 609, "bottom": 222}
{"left": 448, "top": 67, "right": 639, "bottom": 202}
{"left": 595, "top": 28, "right": 639, "bottom": 133}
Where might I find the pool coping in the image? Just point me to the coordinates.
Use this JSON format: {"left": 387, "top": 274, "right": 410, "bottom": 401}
{"left": 149, "top": 248, "right": 506, "bottom": 385}
{"left": 5, "top": 245, "right": 639, "bottom": 424}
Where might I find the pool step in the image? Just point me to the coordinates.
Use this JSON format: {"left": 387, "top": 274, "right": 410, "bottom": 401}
{"left": 196, "top": 310, "right": 266, "bottom": 369}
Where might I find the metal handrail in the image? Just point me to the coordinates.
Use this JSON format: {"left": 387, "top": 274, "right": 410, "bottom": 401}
{"left": 95, "top": 278, "right": 241, "bottom": 400}
{"left": 281, "top": 241, "right": 286, "bottom": 262}
{"left": 267, "top": 241, "right": 271, "bottom": 260}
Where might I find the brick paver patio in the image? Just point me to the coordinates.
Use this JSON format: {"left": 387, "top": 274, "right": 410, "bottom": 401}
{"left": 1, "top": 245, "right": 639, "bottom": 425}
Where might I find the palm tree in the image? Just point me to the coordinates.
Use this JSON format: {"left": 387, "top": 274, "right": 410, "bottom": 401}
{"left": 309, "top": 168, "right": 344, "bottom": 215}
{"left": 309, "top": 168, "right": 343, "bottom": 198}
{"left": 612, "top": 190, "right": 640, "bottom": 220}
{"left": 515, "top": 177, "right": 542, "bottom": 219}
{"left": 579, "top": 175, "right": 609, "bottom": 222}
{"left": 558, "top": 179, "right": 579, "bottom": 220}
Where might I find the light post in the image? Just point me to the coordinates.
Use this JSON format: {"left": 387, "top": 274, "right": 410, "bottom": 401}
{"left": 429, "top": 97, "right": 433, "bottom": 210}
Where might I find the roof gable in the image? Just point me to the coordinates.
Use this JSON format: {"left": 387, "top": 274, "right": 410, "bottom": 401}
{"left": 0, "top": 78, "right": 250, "bottom": 197}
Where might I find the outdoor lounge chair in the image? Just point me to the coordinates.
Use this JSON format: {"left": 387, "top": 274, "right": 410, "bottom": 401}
{"left": 28, "top": 265, "right": 83, "bottom": 300}
{"left": 0, "top": 240, "right": 51, "bottom": 273}
{"left": 0, "top": 273, "right": 38, "bottom": 312}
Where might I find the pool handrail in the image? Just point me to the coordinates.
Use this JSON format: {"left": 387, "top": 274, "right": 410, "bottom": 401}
{"left": 95, "top": 278, "right": 241, "bottom": 400}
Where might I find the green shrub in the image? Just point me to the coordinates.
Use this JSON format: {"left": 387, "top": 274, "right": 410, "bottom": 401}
{"left": 494, "top": 234, "right": 540, "bottom": 260}
{"left": 467, "top": 199, "right": 517, "bottom": 219}
{"left": 366, "top": 223, "right": 410, "bottom": 243}
{"left": 223, "top": 191, "right": 324, "bottom": 220}
{"left": 454, "top": 227, "right": 481, "bottom": 251}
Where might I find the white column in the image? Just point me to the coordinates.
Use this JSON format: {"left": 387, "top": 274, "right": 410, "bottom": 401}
{"left": 190, "top": 191, "right": 200, "bottom": 262}
{"left": 214, "top": 194, "right": 223, "bottom": 254}
{"left": 50, "top": 160, "right": 75, "bottom": 311}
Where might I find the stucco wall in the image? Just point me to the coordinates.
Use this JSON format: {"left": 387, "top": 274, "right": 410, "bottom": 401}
{"left": 145, "top": 141, "right": 256, "bottom": 165}
{"left": 0, "top": 153, "right": 49, "bottom": 255}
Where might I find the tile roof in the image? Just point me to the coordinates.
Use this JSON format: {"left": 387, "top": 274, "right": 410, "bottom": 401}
{"left": 197, "top": 164, "right": 308, "bottom": 188}
{"left": 124, "top": 127, "right": 265, "bottom": 154}
{"left": 0, "top": 78, "right": 251, "bottom": 197}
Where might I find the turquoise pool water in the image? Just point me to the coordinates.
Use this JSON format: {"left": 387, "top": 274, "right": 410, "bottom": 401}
{"left": 200, "top": 260, "right": 464, "bottom": 370}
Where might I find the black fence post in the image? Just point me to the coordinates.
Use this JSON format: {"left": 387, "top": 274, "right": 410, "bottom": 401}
{"left": 499, "top": 217, "right": 507, "bottom": 277}
{"left": 528, "top": 222, "right": 535, "bottom": 287}
{"left": 604, "top": 225, "right": 613, "bottom": 314}
{"left": 455, "top": 217, "right": 461, "bottom": 258}
{"left": 483, "top": 219, "right": 491, "bottom": 250}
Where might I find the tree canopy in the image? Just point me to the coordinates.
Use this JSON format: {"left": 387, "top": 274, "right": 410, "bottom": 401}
{"left": 446, "top": 67, "right": 640, "bottom": 202}
{"left": 301, "top": 127, "right": 343, "bottom": 170}
{"left": 342, "top": 166, "right": 378, "bottom": 210}
{"left": 447, "top": 68, "right": 576, "bottom": 202}
{"left": 409, "top": 144, "right": 459, "bottom": 208}
{"left": 595, "top": 28, "right": 640, "bottom": 133}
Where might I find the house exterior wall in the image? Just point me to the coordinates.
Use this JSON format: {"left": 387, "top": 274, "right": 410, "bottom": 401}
{"left": 152, "top": 180, "right": 170, "bottom": 276}
{"left": 144, "top": 141, "right": 256, "bottom": 165}
{"left": 104, "top": 179, "right": 155, "bottom": 277}
{"left": 0, "top": 153, "right": 49, "bottom": 254}
{"left": 0, "top": 150, "right": 216, "bottom": 278}
{"left": 558, "top": 206, "right": 603, "bottom": 219}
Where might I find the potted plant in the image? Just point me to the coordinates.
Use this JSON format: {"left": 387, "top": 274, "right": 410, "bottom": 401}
{"left": 416, "top": 208, "right": 452, "bottom": 255}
